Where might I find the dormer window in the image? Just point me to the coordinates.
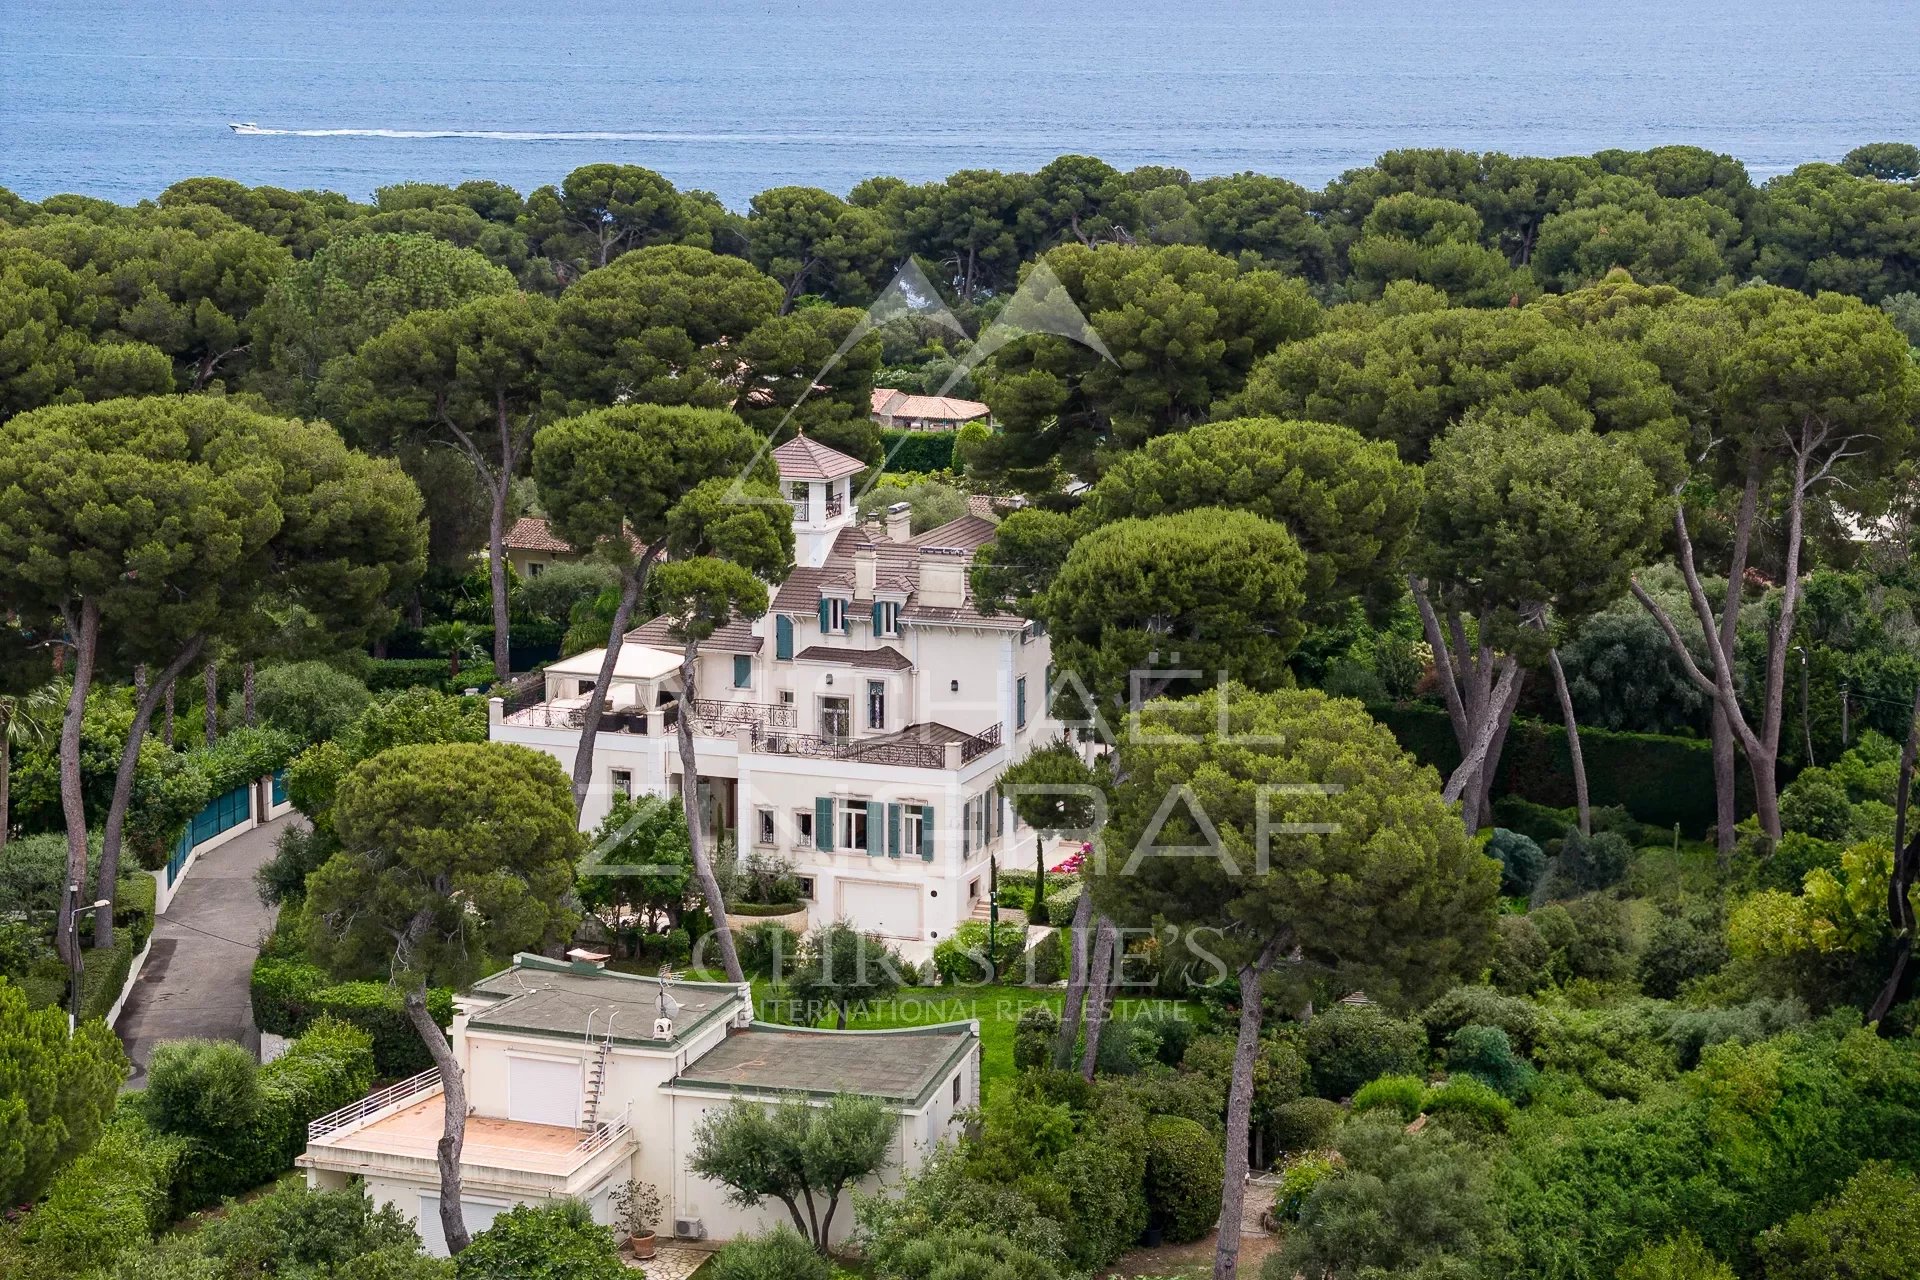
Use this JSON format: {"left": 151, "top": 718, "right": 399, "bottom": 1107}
{"left": 873, "top": 599, "right": 902, "bottom": 637}
{"left": 820, "top": 595, "right": 849, "bottom": 635}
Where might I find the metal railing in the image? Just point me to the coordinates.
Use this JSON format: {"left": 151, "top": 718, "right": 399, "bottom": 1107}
{"left": 688, "top": 699, "right": 800, "bottom": 733}
{"left": 503, "top": 703, "right": 659, "bottom": 735}
{"left": 308, "top": 1068, "right": 441, "bottom": 1142}
{"left": 789, "top": 499, "right": 810, "bottom": 521}
{"left": 573, "top": 1102, "right": 633, "bottom": 1159}
{"left": 825, "top": 495, "right": 844, "bottom": 518}
{"left": 497, "top": 669, "right": 550, "bottom": 716}
{"left": 959, "top": 722, "right": 1002, "bottom": 764}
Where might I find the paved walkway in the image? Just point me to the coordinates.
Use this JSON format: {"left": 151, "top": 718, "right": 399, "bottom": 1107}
{"left": 116, "top": 814, "right": 297, "bottom": 1088}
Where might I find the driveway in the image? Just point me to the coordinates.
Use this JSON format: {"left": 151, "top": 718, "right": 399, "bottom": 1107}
{"left": 116, "top": 814, "right": 297, "bottom": 1088}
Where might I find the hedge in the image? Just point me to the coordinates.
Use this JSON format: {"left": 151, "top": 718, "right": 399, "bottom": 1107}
{"left": 250, "top": 957, "right": 453, "bottom": 1077}
{"left": 1144, "top": 1115, "right": 1225, "bottom": 1243}
{"left": 879, "top": 429, "right": 957, "bottom": 473}
{"left": 13, "top": 1112, "right": 188, "bottom": 1279}
{"left": 364, "top": 657, "right": 497, "bottom": 695}
{"left": 175, "top": 1016, "right": 376, "bottom": 1205}
{"left": 1367, "top": 702, "right": 1751, "bottom": 836}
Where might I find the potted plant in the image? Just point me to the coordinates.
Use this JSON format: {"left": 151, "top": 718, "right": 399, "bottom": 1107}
{"left": 610, "top": 1178, "right": 662, "bottom": 1259}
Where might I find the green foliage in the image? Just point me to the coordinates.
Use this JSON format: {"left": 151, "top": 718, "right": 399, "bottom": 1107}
{"left": 786, "top": 922, "right": 904, "bottom": 1028}
{"left": 120, "top": 1179, "right": 446, "bottom": 1280}
{"left": 1779, "top": 767, "right": 1852, "bottom": 840}
{"left": 142, "top": 1038, "right": 261, "bottom": 1143}
{"left": 1532, "top": 896, "right": 1635, "bottom": 984}
{"left": 736, "top": 921, "right": 801, "bottom": 979}
{"left": 1269, "top": 1097, "right": 1344, "bottom": 1154}
{"left": 1638, "top": 900, "right": 1730, "bottom": 999}
{"left": 455, "top": 1198, "right": 623, "bottom": 1280}
{"left": 1143, "top": 1114, "right": 1224, "bottom": 1243}
{"left": 0, "top": 977, "right": 128, "bottom": 1208}
{"left": 1754, "top": 1161, "right": 1920, "bottom": 1280}
{"left": 1013, "top": 1004, "right": 1059, "bottom": 1072}
{"left": 513, "top": 561, "right": 618, "bottom": 626}
{"left": 1274, "top": 1115, "right": 1502, "bottom": 1279}
{"left": 1274, "top": 1154, "right": 1338, "bottom": 1224}
{"left": 1557, "top": 829, "right": 1636, "bottom": 893}
{"left": 1488, "top": 828, "right": 1548, "bottom": 897}
{"left": 1446, "top": 1024, "right": 1536, "bottom": 1100}
{"left": 286, "top": 687, "right": 487, "bottom": 835}
{"left": 874, "top": 430, "right": 956, "bottom": 474}
{"left": 1616, "top": 1232, "right": 1738, "bottom": 1280}
{"left": 709, "top": 1227, "right": 831, "bottom": 1280}
{"left": 1420, "top": 985, "right": 1545, "bottom": 1055}
{"left": 242, "top": 661, "right": 373, "bottom": 745}
{"left": 1352, "top": 1073, "right": 1428, "bottom": 1121}
{"left": 13, "top": 1111, "right": 187, "bottom": 1278}
{"left": 579, "top": 792, "right": 692, "bottom": 931}
{"left": 1304, "top": 1003, "right": 1430, "bottom": 1099}
{"left": 1421, "top": 1073, "right": 1516, "bottom": 1132}
{"left": 932, "top": 920, "right": 1025, "bottom": 985}
{"left": 690, "top": 1093, "right": 895, "bottom": 1251}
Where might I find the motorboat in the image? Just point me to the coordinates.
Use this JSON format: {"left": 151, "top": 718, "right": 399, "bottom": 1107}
{"left": 228, "top": 122, "right": 264, "bottom": 134}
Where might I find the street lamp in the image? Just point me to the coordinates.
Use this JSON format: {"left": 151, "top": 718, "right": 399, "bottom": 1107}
{"left": 63, "top": 882, "right": 113, "bottom": 1035}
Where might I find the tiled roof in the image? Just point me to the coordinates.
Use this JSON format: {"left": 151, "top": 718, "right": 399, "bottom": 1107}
{"left": 624, "top": 614, "right": 763, "bottom": 653}
{"left": 772, "top": 434, "right": 867, "bottom": 481}
{"left": 871, "top": 388, "right": 992, "bottom": 423}
{"left": 502, "top": 516, "right": 573, "bottom": 553}
{"left": 910, "top": 513, "right": 999, "bottom": 552}
{"left": 965, "top": 494, "right": 1001, "bottom": 520}
{"left": 769, "top": 520, "right": 1025, "bottom": 631}
{"left": 793, "top": 644, "right": 913, "bottom": 671}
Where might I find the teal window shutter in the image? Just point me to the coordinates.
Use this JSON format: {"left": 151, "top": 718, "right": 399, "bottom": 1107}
{"left": 818, "top": 596, "right": 832, "bottom": 631}
{"left": 872, "top": 601, "right": 885, "bottom": 634}
{"left": 776, "top": 615, "right": 794, "bottom": 660}
{"left": 1016, "top": 676, "right": 1027, "bottom": 729}
{"left": 815, "top": 797, "right": 835, "bottom": 851}
{"left": 733, "top": 655, "right": 751, "bottom": 688}
{"left": 866, "top": 800, "right": 886, "bottom": 854}
{"left": 887, "top": 804, "right": 902, "bottom": 858}
{"left": 919, "top": 805, "right": 935, "bottom": 860}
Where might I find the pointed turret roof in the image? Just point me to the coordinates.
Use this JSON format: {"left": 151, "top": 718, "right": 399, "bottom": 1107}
{"left": 772, "top": 433, "right": 867, "bottom": 481}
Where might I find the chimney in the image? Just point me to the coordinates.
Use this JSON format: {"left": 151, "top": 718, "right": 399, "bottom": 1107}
{"left": 918, "top": 547, "right": 967, "bottom": 608}
{"left": 854, "top": 545, "right": 877, "bottom": 598}
{"left": 886, "top": 501, "right": 913, "bottom": 544}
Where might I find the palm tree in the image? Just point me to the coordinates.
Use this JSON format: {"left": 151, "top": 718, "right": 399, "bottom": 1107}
{"left": 421, "top": 621, "right": 483, "bottom": 681}
{"left": 0, "top": 682, "right": 61, "bottom": 848}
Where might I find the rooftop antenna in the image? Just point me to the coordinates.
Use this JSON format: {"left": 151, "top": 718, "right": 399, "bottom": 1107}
{"left": 654, "top": 966, "right": 682, "bottom": 1038}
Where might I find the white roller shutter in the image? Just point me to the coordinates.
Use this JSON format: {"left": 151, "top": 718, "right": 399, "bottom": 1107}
{"left": 508, "top": 1055, "right": 581, "bottom": 1128}
{"left": 836, "top": 879, "right": 922, "bottom": 940}
{"left": 418, "top": 1195, "right": 508, "bottom": 1256}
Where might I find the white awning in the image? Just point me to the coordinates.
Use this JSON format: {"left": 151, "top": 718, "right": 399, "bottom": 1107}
{"left": 545, "top": 645, "right": 682, "bottom": 681}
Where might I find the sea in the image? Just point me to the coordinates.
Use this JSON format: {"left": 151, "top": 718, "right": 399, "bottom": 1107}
{"left": 3, "top": 0, "right": 1917, "bottom": 208}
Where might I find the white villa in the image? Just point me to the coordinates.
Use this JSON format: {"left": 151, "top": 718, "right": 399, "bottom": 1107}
{"left": 299, "top": 953, "right": 978, "bottom": 1255}
{"left": 490, "top": 434, "right": 1057, "bottom": 952}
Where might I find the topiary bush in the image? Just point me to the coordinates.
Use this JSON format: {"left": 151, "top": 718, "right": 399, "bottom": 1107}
{"left": 1144, "top": 1115, "right": 1225, "bottom": 1243}
{"left": 1352, "top": 1073, "right": 1427, "bottom": 1121}
{"left": 1014, "top": 1003, "right": 1059, "bottom": 1072}
{"left": 708, "top": 1226, "right": 830, "bottom": 1280}
{"left": 1269, "top": 1096, "right": 1343, "bottom": 1154}
{"left": 1419, "top": 984, "right": 1544, "bottom": 1054}
{"left": 1420, "top": 1074, "right": 1515, "bottom": 1133}
{"left": 143, "top": 1038, "right": 262, "bottom": 1144}
{"left": 1304, "top": 1003, "right": 1428, "bottom": 1099}
{"left": 1557, "top": 828, "right": 1635, "bottom": 892}
{"left": 1487, "top": 827, "right": 1547, "bottom": 897}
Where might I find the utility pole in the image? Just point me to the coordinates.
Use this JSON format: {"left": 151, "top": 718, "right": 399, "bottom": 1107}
{"left": 987, "top": 855, "right": 999, "bottom": 983}
{"left": 1841, "top": 683, "right": 1851, "bottom": 747}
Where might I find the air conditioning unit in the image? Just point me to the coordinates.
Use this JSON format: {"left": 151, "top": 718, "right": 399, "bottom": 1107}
{"left": 673, "top": 1217, "right": 706, "bottom": 1240}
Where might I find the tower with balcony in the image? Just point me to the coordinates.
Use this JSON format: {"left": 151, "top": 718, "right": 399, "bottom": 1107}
{"left": 773, "top": 433, "right": 865, "bottom": 568}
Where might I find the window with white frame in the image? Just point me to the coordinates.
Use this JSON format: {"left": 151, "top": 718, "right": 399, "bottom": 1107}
{"left": 840, "top": 800, "right": 870, "bottom": 852}
{"left": 903, "top": 805, "right": 924, "bottom": 858}
{"left": 609, "top": 768, "right": 632, "bottom": 798}
{"left": 866, "top": 679, "right": 886, "bottom": 730}
{"left": 756, "top": 807, "right": 775, "bottom": 847}
{"left": 794, "top": 808, "right": 814, "bottom": 844}
{"left": 825, "top": 596, "right": 849, "bottom": 634}
{"left": 876, "top": 600, "right": 901, "bottom": 636}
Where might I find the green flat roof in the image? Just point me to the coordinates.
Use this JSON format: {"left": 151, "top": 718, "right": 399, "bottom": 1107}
{"left": 667, "top": 1022, "right": 976, "bottom": 1105}
{"left": 465, "top": 956, "right": 740, "bottom": 1046}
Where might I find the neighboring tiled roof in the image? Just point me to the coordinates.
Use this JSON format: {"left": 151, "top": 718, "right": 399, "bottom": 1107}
{"left": 965, "top": 494, "right": 1001, "bottom": 520}
{"left": 773, "top": 434, "right": 867, "bottom": 481}
{"left": 871, "top": 388, "right": 992, "bottom": 423}
{"left": 793, "top": 644, "right": 913, "bottom": 671}
{"left": 910, "top": 513, "right": 1000, "bottom": 552}
{"left": 502, "top": 516, "right": 573, "bottom": 553}
{"left": 625, "top": 615, "right": 764, "bottom": 653}
{"left": 769, "top": 522, "right": 1025, "bottom": 630}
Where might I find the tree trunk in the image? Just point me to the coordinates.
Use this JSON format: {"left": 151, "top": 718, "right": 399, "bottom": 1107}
{"left": 163, "top": 683, "right": 175, "bottom": 747}
{"left": 1213, "top": 936, "right": 1283, "bottom": 1280}
{"left": 1079, "top": 915, "right": 1118, "bottom": 1081}
{"left": 203, "top": 661, "right": 218, "bottom": 746}
{"left": 243, "top": 661, "right": 256, "bottom": 727}
{"left": 134, "top": 666, "right": 149, "bottom": 726}
{"left": 1469, "top": 667, "right": 1522, "bottom": 833}
{"left": 1547, "top": 648, "right": 1590, "bottom": 836}
{"left": 1870, "top": 681, "right": 1920, "bottom": 1027}
{"left": 570, "top": 551, "right": 660, "bottom": 815}
{"left": 1052, "top": 884, "right": 1095, "bottom": 1069}
{"left": 1712, "top": 709, "right": 1737, "bottom": 863}
{"left": 676, "top": 641, "right": 745, "bottom": 984}
{"left": 404, "top": 987, "right": 471, "bottom": 1255}
{"left": 0, "top": 707, "right": 11, "bottom": 852}
{"left": 56, "top": 601, "right": 101, "bottom": 969}
{"left": 484, "top": 393, "right": 515, "bottom": 681}
{"left": 1441, "top": 657, "right": 1519, "bottom": 814}
{"left": 95, "top": 638, "right": 203, "bottom": 949}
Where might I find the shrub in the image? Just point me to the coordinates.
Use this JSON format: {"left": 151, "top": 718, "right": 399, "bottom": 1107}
{"left": 14, "top": 1112, "right": 188, "bottom": 1278}
{"left": 456, "top": 1197, "right": 623, "bottom": 1280}
{"left": 1144, "top": 1115, "right": 1224, "bottom": 1243}
{"left": 879, "top": 1229, "right": 1069, "bottom": 1280}
{"left": 1638, "top": 901, "right": 1731, "bottom": 998}
{"left": 1754, "top": 1161, "right": 1920, "bottom": 1280}
{"left": 737, "top": 921, "right": 801, "bottom": 977}
{"left": 364, "top": 656, "right": 496, "bottom": 694}
{"left": 1778, "top": 767, "right": 1853, "bottom": 841}
{"left": 1134, "top": 1008, "right": 1197, "bottom": 1066}
{"left": 931, "top": 920, "right": 1024, "bottom": 985}
{"left": 1420, "top": 984, "right": 1544, "bottom": 1054}
{"left": 131, "top": 1179, "right": 442, "bottom": 1279}
{"left": 1617, "top": 1232, "right": 1738, "bottom": 1280}
{"left": 1446, "top": 1024, "right": 1535, "bottom": 1100}
{"left": 255, "top": 822, "right": 337, "bottom": 905}
{"left": 1274, "top": 1154, "right": 1337, "bottom": 1223}
{"left": 1558, "top": 828, "right": 1635, "bottom": 892}
{"left": 1352, "top": 1073, "right": 1427, "bottom": 1120}
{"left": 1488, "top": 827, "right": 1547, "bottom": 897}
{"left": 243, "top": 661, "right": 374, "bottom": 745}
{"left": 709, "top": 1226, "right": 830, "bottom": 1280}
{"left": 249, "top": 958, "right": 453, "bottom": 1075}
{"left": 143, "top": 1038, "right": 262, "bottom": 1142}
{"left": 1420, "top": 1074, "right": 1515, "bottom": 1132}
{"left": 1014, "top": 1003, "right": 1059, "bottom": 1072}
{"left": 1270, "top": 1097, "right": 1343, "bottom": 1154}
{"left": 515, "top": 561, "right": 619, "bottom": 626}
{"left": 1533, "top": 896, "right": 1633, "bottom": 983}
{"left": 1303, "top": 1003, "right": 1428, "bottom": 1098}
{"left": 0, "top": 979, "right": 128, "bottom": 1209}
{"left": 1094, "top": 1016, "right": 1165, "bottom": 1077}
{"left": 1021, "top": 928, "right": 1065, "bottom": 985}
{"left": 1491, "top": 914, "right": 1551, "bottom": 994}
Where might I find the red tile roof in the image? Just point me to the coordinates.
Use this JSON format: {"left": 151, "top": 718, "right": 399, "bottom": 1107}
{"left": 502, "top": 516, "right": 574, "bottom": 554}
{"left": 871, "top": 388, "right": 992, "bottom": 424}
{"left": 773, "top": 434, "right": 867, "bottom": 481}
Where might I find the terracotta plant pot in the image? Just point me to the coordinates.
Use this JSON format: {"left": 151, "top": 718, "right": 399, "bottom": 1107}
{"left": 630, "top": 1232, "right": 657, "bottom": 1261}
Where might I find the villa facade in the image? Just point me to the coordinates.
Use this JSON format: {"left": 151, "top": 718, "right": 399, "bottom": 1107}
{"left": 489, "top": 435, "right": 1057, "bottom": 952}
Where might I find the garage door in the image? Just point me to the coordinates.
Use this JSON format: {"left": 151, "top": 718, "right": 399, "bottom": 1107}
{"left": 837, "top": 879, "right": 922, "bottom": 940}
{"left": 418, "top": 1195, "right": 508, "bottom": 1256}
{"left": 508, "top": 1055, "right": 580, "bottom": 1128}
